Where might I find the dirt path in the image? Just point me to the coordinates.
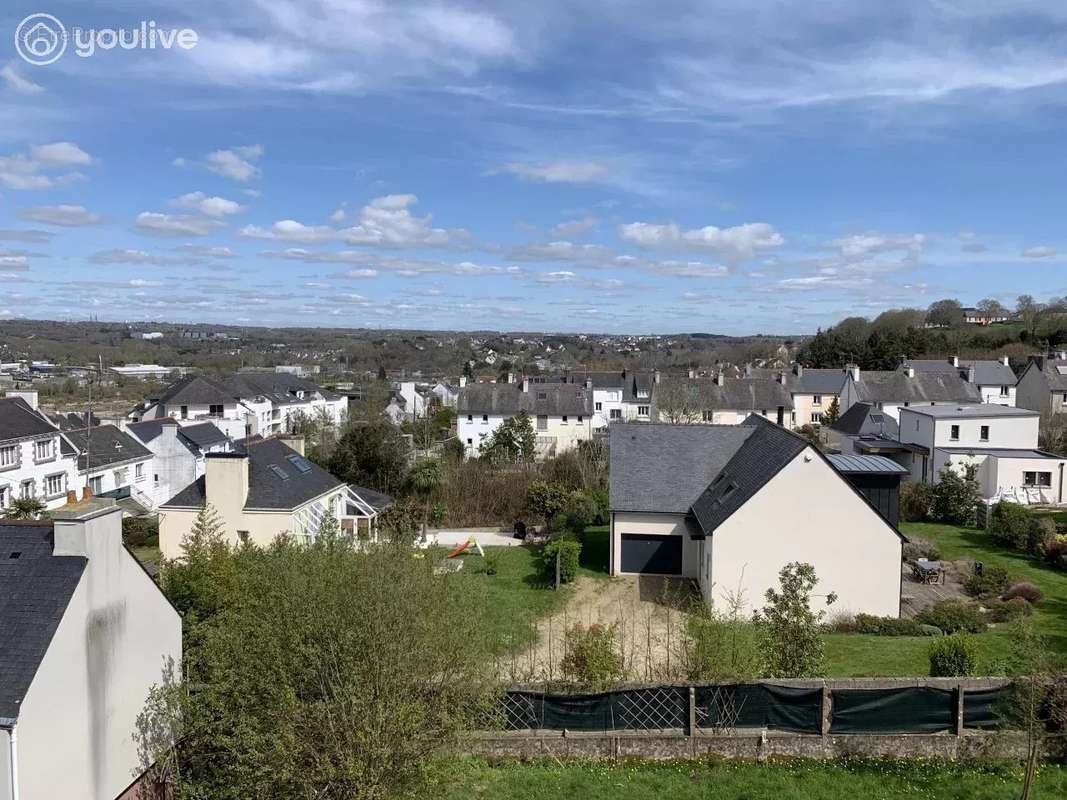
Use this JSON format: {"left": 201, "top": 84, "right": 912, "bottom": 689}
{"left": 501, "top": 575, "right": 700, "bottom": 684}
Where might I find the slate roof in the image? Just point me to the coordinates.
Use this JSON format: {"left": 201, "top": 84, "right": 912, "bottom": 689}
{"left": 152, "top": 375, "right": 233, "bottom": 407}
{"left": 826, "top": 453, "right": 910, "bottom": 475}
{"left": 161, "top": 437, "right": 343, "bottom": 511}
{"left": 457, "top": 382, "right": 594, "bottom": 417}
{"left": 45, "top": 411, "right": 102, "bottom": 431}
{"left": 180, "top": 422, "right": 230, "bottom": 449}
{"left": 148, "top": 372, "right": 340, "bottom": 410}
{"left": 832, "top": 402, "right": 899, "bottom": 438}
{"left": 1021, "top": 359, "right": 1067, "bottom": 392}
{"left": 62, "top": 425, "right": 154, "bottom": 471}
{"left": 907, "top": 359, "right": 1017, "bottom": 386}
{"left": 0, "top": 397, "right": 58, "bottom": 443}
{"left": 350, "top": 485, "right": 394, "bottom": 511}
{"left": 0, "top": 522, "right": 86, "bottom": 720}
{"left": 690, "top": 416, "right": 809, "bottom": 535}
{"left": 652, "top": 375, "right": 794, "bottom": 417}
{"left": 610, "top": 423, "right": 755, "bottom": 514}
{"left": 849, "top": 370, "right": 982, "bottom": 404}
{"left": 749, "top": 367, "right": 848, "bottom": 395}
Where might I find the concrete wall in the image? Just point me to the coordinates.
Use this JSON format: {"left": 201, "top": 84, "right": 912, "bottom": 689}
{"left": 977, "top": 384, "right": 1016, "bottom": 406}
{"left": 928, "top": 414, "right": 1038, "bottom": 449}
{"left": 609, "top": 512, "right": 701, "bottom": 579}
{"left": 709, "top": 450, "right": 902, "bottom": 617}
{"left": 131, "top": 424, "right": 202, "bottom": 507}
{"left": 14, "top": 506, "right": 181, "bottom": 800}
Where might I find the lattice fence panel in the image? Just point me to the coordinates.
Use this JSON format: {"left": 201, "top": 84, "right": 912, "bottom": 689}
{"left": 613, "top": 687, "right": 687, "bottom": 731}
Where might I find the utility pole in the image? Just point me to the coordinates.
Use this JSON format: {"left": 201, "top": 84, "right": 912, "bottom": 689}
{"left": 85, "top": 371, "right": 93, "bottom": 494}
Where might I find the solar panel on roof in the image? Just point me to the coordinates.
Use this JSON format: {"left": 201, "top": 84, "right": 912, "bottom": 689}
{"left": 268, "top": 464, "right": 289, "bottom": 481}
{"left": 286, "top": 454, "right": 313, "bottom": 474}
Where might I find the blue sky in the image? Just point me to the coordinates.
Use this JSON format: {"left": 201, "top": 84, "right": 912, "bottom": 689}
{"left": 2, "top": 1, "right": 1067, "bottom": 334}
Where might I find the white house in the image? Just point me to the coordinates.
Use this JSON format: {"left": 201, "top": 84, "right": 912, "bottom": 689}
{"left": 456, "top": 377, "right": 595, "bottom": 458}
{"left": 55, "top": 425, "right": 156, "bottom": 511}
{"left": 897, "top": 404, "right": 1067, "bottom": 505}
{"left": 840, "top": 364, "right": 982, "bottom": 422}
{"left": 0, "top": 392, "right": 79, "bottom": 513}
{"left": 109, "top": 364, "right": 179, "bottom": 380}
{"left": 1016, "top": 352, "right": 1067, "bottom": 417}
{"left": 159, "top": 436, "right": 392, "bottom": 559}
{"left": 561, "top": 370, "right": 656, "bottom": 427}
{"left": 751, "top": 365, "right": 849, "bottom": 428}
{"left": 652, "top": 373, "right": 794, "bottom": 427}
{"left": 0, "top": 496, "right": 182, "bottom": 800}
{"left": 907, "top": 356, "right": 1017, "bottom": 407}
{"left": 129, "top": 372, "right": 347, "bottom": 441}
{"left": 127, "top": 418, "right": 232, "bottom": 508}
{"left": 609, "top": 417, "right": 903, "bottom": 617}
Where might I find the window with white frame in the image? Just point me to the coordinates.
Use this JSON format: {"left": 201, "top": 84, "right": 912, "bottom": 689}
{"left": 812, "top": 395, "right": 822, "bottom": 406}
{"left": 0, "top": 445, "right": 17, "bottom": 468}
{"left": 811, "top": 412, "right": 823, "bottom": 423}
{"left": 135, "top": 463, "right": 145, "bottom": 481}
{"left": 20, "top": 479, "right": 35, "bottom": 499}
{"left": 44, "top": 473, "right": 64, "bottom": 498}
{"left": 88, "top": 476, "right": 103, "bottom": 494}
{"left": 1024, "top": 471, "right": 1052, "bottom": 488}
{"left": 561, "top": 415, "right": 569, "bottom": 424}
{"left": 481, "top": 414, "right": 488, "bottom": 424}
{"left": 1000, "top": 386, "right": 1010, "bottom": 397}
{"left": 638, "top": 405, "right": 650, "bottom": 417}
{"left": 0, "top": 484, "right": 8, "bottom": 508}
{"left": 536, "top": 415, "right": 548, "bottom": 431}
{"left": 595, "top": 401, "right": 602, "bottom": 411}
{"left": 34, "top": 439, "right": 53, "bottom": 461}
{"left": 609, "top": 409, "right": 622, "bottom": 420}
{"left": 114, "top": 468, "right": 129, "bottom": 486}
{"left": 950, "top": 424, "right": 960, "bottom": 441}
{"left": 980, "top": 425, "right": 990, "bottom": 442}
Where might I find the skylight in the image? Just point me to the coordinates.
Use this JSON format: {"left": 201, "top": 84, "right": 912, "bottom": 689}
{"left": 268, "top": 464, "right": 289, "bottom": 481}
{"left": 286, "top": 454, "right": 313, "bottom": 474}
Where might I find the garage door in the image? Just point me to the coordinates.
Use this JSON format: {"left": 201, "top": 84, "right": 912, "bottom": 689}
{"left": 620, "top": 534, "right": 683, "bottom": 575}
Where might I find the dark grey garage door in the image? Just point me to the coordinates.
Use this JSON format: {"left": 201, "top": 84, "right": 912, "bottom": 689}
{"left": 620, "top": 534, "right": 683, "bottom": 575}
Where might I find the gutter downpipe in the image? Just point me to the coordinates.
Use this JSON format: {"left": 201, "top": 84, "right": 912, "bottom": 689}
{"left": 0, "top": 719, "right": 18, "bottom": 800}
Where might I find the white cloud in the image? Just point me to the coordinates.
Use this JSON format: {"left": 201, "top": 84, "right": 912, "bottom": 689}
{"left": 129, "top": 279, "right": 162, "bottom": 287}
{"left": 205, "top": 145, "right": 263, "bottom": 181}
{"left": 536, "top": 270, "right": 578, "bottom": 283}
{"left": 503, "top": 161, "right": 610, "bottom": 184}
{"left": 509, "top": 241, "right": 613, "bottom": 262}
{"left": 239, "top": 220, "right": 337, "bottom": 243}
{"left": 0, "top": 142, "right": 93, "bottom": 190}
{"left": 549, "top": 217, "right": 598, "bottom": 237}
{"left": 172, "top": 191, "right": 246, "bottom": 217}
{"left": 830, "top": 233, "right": 925, "bottom": 259}
{"left": 90, "top": 249, "right": 206, "bottom": 266}
{"left": 136, "top": 212, "right": 223, "bottom": 237}
{"left": 175, "top": 244, "right": 237, "bottom": 258}
{"left": 618, "top": 221, "right": 784, "bottom": 260}
{"left": 0, "top": 255, "right": 28, "bottom": 269}
{"left": 18, "top": 205, "right": 103, "bottom": 226}
{"left": 330, "top": 206, "right": 347, "bottom": 223}
{"left": 1022, "top": 245, "right": 1057, "bottom": 258}
{"left": 1, "top": 63, "right": 43, "bottom": 95}
{"left": 0, "top": 228, "right": 52, "bottom": 242}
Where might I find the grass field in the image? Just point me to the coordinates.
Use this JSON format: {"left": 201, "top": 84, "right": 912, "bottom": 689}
{"left": 822, "top": 521, "right": 1067, "bottom": 677}
{"left": 429, "top": 758, "right": 1067, "bottom": 800}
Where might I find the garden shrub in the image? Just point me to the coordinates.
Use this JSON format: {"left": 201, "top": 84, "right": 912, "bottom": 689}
{"left": 899, "top": 483, "right": 932, "bottom": 523}
{"left": 1002, "top": 581, "right": 1044, "bottom": 605}
{"left": 559, "top": 491, "right": 598, "bottom": 535}
{"left": 962, "top": 564, "right": 1011, "bottom": 598}
{"left": 1044, "top": 536, "right": 1067, "bottom": 570}
{"left": 852, "top": 614, "right": 926, "bottom": 636}
{"left": 684, "top": 607, "right": 763, "bottom": 681}
{"left": 929, "top": 466, "right": 980, "bottom": 526}
{"left": 122, "top": 515, "right": 159, "bottom": 548}
{"left": 561, "top": 623, "right": 624, "bottom": 690}
{"left": 987, "top": 502, "right": 1031, "bottom": 550}
{"left": 916, "top": 600, "right": 986, "bottom": 634}
{"left": 986, "top": 597, "right": 1033, "bottom": 623}
{"left": 1027, "top": 516, "right": 1058, "bottom": 558}
{"left": 543, "top": 538, "right": 581, "bottom": 583}
{"left": 902, "top": 536, "right": 940, "bottom": 562}
{"left": 526, "top": 481, "right": 570, "bottom": 523}
{"left": 928, "top": 633, "right": 979, "bottom": 677}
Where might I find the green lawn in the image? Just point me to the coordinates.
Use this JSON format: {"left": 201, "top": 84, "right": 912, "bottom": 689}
{"left": 577, "top": 525, "right": 611, "bottom": 579}
{"left": 429, "top": 758, "right": 1067, "bottom": 800}
{"left": 824, "top": 521, "right": 1067, "bottom": 677}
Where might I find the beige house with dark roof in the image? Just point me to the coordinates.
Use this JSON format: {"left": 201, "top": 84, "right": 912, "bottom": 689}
{"left": 1016, "top": 353, "right": 1067, "bottom": 417}
{"left": 651, "top": 373, "right": 794, "bottom": 427}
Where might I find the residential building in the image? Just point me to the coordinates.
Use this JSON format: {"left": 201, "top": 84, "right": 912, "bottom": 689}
{"left": 840, "top": 364, "right": 982, "bottom": 422}
{"left": 0, "top": 496, "right": 181, "bottom": 800}
{"left": 1016, "top": 352, "right": 1067, "bottom": 417}
{"left": 127, "top": 418, "right": 232, "bottom": 508}
{"left": 129, "top": 372, "right": 347, "bottom": 440}
{"left": 898, "top": 404, "right": 1067, "bottom": 504}
{"left": 456, "top": 378, "right": 594, "bottom": 458}
{"left": 59, "top": 425, "right": 155, "bottom": 511}
{"left": 962, "top": 307, "right": 1009, "bottom": 325}
{"left": 651, "top": 373, "right": 793, "bottom": 427}
{"left": 561, "top": 370, "right": 656, "bottom": 427}
{"left": 828, "top": 402, "right": 926, "bottom": 475}
{"left": 608, "top": 417, "right": 903, "bottom": 617}
{"left": 158, "top": 436, "right": 391, "bottom": 558}
{"left": 0, "top": 392, "right": 78, "bottom": 513}
{"left": 750, "top": 365, "right": 848, "bottom": 427}
{"left": 384, "top": 381, "right": 428, "bottom": 425}
{"left": 428, "top": 380, "right": 460, "bottom": 409}
{"left": 907, "top": 356, "right": 1017, "bottom": 406}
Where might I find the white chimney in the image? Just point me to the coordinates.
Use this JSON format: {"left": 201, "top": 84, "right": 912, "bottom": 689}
{"left": 206, "top": 452, "right": 249, "bottom": 518}
{"left": 715, "top": 372, "right": 725, "bottom": 387}
{"left": 904, "top": 365, "right": 915, "bottom": 378}
{"left": 459, "top": 375, "right": 467, "bottom": 388}
{"left": 793, "top": 363, "right": 804, "bottom": 378}
{"left": 1001, "top": 355, "right": 1010, "bottom": 367}
{"left": 507, "top": 371, "right": 515, "bottom": 384}
{"left": 653, "top": 370, "right": 661, "bottom": 385}
{"left": 951, "top": 355, "right": 959, "bottom": 368}
{"left": 777, "top": 370, "right": 787, "bottom": 384}
{"left": 279, "top": 434, "right": 305, "bottom": 456}
{"left": 585, "top": 377, "right": 593, "bottom": 390}
{"left": 966, "top": 365, "right": 976, "bottom": 384}
{"left": 687, "top": 368, "right": 696, "bottom": 379}
{"left": 521, "top": 377, "right": 529, "bottom": 393}
{"left": 847, "top": 365, "right": 860, "bottom": 382}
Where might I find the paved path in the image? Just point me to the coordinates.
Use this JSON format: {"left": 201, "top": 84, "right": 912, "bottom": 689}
{"left": 426, "top": 528, "right": 525, "bottom": 548}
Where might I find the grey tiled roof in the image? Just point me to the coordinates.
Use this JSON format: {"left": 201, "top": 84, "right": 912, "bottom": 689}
{"left": 832, "top": 402, "right": 899, "bottom": 438}
{"left": 1022, "top": 359, "right": 1067, "bottom": 392}
{"left": 161, "top": 437, "right": 343, "bottom": 511}
{"left": 690, "top": 416, "right": 808, "bottom": 535}
{"left": 0, "top": 397, "right": 58, "bottom": 443}
{"left": 62, "top": 425, "right": 153, "bottom": 471}
{"left": 0, "top": 522, "right": 86, "bottom": 719}
{"left": 850, "top": 370, "right": 982, "bottom": 404}
{"left": 652, "top": 376, "right": 794, "bottom": 417}
{"left": 150, "top": 372, "right": 339, "bottom": 409}
{"left": 457, "top": 382, "right": 593, "bottom": 417}
{"left": 610, "top": 423, "right": 755, "bottom": 514}
{"left": 749, "top": 367, "right": 848, "bottom": 395}
{"left": 907, "top": 359, "right": 1017, "bottom": 386}
{"left": 179, "top": 422, "right": 230, "bottom": 449}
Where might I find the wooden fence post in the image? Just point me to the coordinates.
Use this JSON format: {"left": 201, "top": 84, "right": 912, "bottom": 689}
{"left": 820, "top": 685, "right": 831, "bottom": 735}
{"left": 955, "top": 684, "right": 965, "bottom": 736}
{"left": 555, "top": 549, "right": 561, "bottom": 590}
{"left": 688, "top": 686, "right": 697, "bottom": 737}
